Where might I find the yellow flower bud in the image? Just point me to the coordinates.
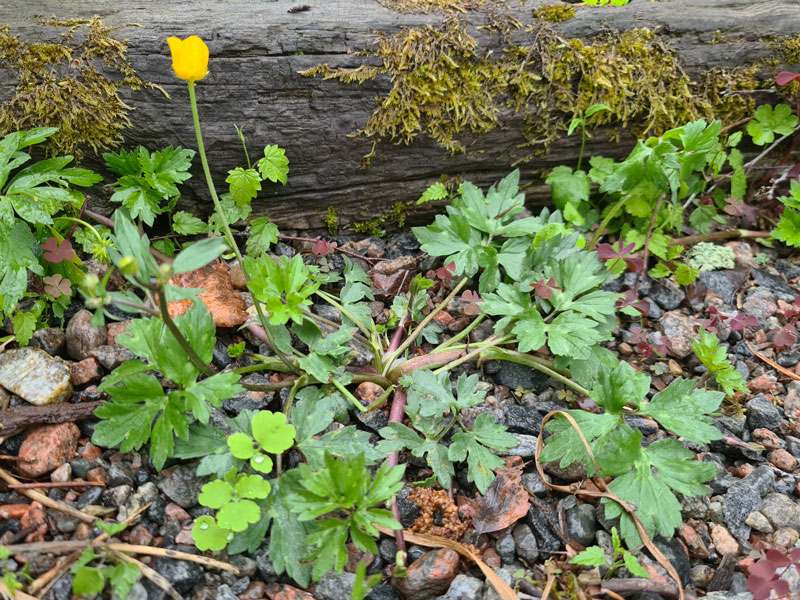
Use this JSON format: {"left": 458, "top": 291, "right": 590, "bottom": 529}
{"left": 119, "top": 256, "right": 140, "bottom": 276}
{"left": 83, "top": 273, "right": 100, "bottom": 291}
{"left": 159, "top": 263, "right": 174, "bottom": 281}
{"left": 167, "top": 36, "right": 209, "bottom": 82}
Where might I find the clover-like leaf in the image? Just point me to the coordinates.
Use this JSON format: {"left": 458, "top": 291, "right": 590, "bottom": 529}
{"left": 250, "top": 452, "right": 274, "bottom": 474}
{"left": 228, "top": 432, "right": 256, "bottom": 459}
{"left": 235, "top": 474, "right": 271, "bottom": 499}
{"left": 217, "top": 499, "right": 261, "bottom": 532}
{"left": 251, "top": 411, "right": 296, "bottom": 454}
{"left": 198, "top": 479, "right": 234, "bottom": 509}
{"left": 192, "top": 515, "right": 231, "bottom": 551}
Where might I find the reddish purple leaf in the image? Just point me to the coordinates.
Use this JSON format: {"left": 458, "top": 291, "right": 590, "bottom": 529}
{"left": 777, "top": 71, "right": 800, "bottom": 86}
{"left": 774, "top": 324, "right": 798, "bottom": 349}
{"left": 652, "top": 334, "right": 672, "bottom": 357}
{"left": 724, "top": 198, "right": 759, "bottom": 222}
{"left": 311, "top": 239, "right": 337, "bottom": 256}
{"left": 730, "top": 313, "right": 758, "bottom": 332}
{"left": 628, "top": 326, "right": 649, "bottom": 346}
{"left": 41, "top": 238, "right": 75, "bottom": 264}
{"left": 435, "top": 261, "right": 456, "bottom": 281}
{"left": 530, "top": 277, "right": 562, "bottom": 300}
{"left": 461, "top": 289, "right": 483, "bottom": 315}
{"left": 616, "top": 290, "right": 650, "bottom": 315}
{"left": 596, "top": 239, "right": 644, "bottom": 271}
{"left": 765, "top": 549, "right": 792, "bottom": 568}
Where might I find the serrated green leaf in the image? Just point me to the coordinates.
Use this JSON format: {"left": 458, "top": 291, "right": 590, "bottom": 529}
{"left": 247, "top": 217, "right": 279, "bottom": 256}
{"left": 623, "top": 551, "right": 650, "bottom": 578}
{"left": 257, "top": 145, "right": 289, "bottom": 185}
{"left": 72, "top": 566, "right": 106, "bottom": 596}
{"left": 637, "top": 378, "right": 723, "bottom": 444}
{"left": 172, "top": 211, "right": 207, "bottom": 235}
{"left": 226, "top": 167, "right": 262, "bottom": 206}
{"left": 570, "top": 545, "right": 607, "bottom": 566}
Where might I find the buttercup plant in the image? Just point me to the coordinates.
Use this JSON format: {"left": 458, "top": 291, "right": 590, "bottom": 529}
{"left": 77, "top": 34, "right": 728, "bottom": 595}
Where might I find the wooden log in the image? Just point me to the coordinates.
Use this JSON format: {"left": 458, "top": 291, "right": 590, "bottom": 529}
{"left": 1, "top": 0, "right": 798, "bottom": 232}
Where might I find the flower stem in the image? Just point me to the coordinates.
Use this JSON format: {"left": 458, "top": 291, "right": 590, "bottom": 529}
{"left": 187, "top": 81, "right": 296, "bottom": 374}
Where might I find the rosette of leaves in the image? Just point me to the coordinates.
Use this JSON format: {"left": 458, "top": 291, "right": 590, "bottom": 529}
{"left": 379, "top": 371, "right": 518, "bottom": 493}
{"left": 539, "top": 359, "right": 724, "bottom": 546}
{"left": 103, "top": 146, "right": 194, "bottom": 226}
{"left": 193, "top": 470, "right": 272, "bottom": 551}
{"left": 412, "top": 170, "right": 576, "bottom": 295}
{"left": 692, "top": 326, "right": 748, "bottom": 397}
{"left": 245, "top": 254, "right": 320, "bottom": 326}
{"left": 287, "top": 452, "right": 404, "bottom": 581}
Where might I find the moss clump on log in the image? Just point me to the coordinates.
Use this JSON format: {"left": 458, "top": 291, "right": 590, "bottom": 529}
{"left": 0, "top": 16, "right": 163, "bottom": 159}
{"left": 532, "top": 4, "right": 576, "bottom": 23}
{"left": 301, "top": 19, "right": 785, "bottom": 166}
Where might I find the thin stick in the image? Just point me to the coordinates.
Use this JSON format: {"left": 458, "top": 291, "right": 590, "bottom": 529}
{"left": 0, "top": 467, "right": 95, "bottom": 524}
{"left": 8, "top": 481, "right": 105, "bottom": 490}
{"left": 29, "top": 503, "right": 152, "bottom": 596}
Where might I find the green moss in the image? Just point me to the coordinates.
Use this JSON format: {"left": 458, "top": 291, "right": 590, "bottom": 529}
{"left": 773, "top": 35, "right": 800, "bottom": 64}
{"left": 301, "top": 21, "right": 772, "bottom": 167}
{"left": 533, "top": 4, "right": 576, "bottom": 22}
{"left": 0, "top": 16, "right": 164, "bottom": 159}
{"left": 323, "top": 206, "right": 339, "bottom": 235}
{"left": 350, "top": 201, "right": 410, "bottom": 235}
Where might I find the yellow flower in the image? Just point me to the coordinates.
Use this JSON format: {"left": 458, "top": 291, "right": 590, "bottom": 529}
{"left": 167, "top": 36, "right": 209, "bottom": 82}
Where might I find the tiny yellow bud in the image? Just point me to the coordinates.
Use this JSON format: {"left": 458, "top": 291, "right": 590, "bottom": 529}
{"left": 167, "top": 36, "right": 209, "bottom": 82}
{"left": 159, "top": 263, "right": 174, "bottom": 281}
{"left": 86, "top": 296, "right": 103, "bottom": 309}
{"left": 119, "top": 256, "right": 139, "bottom": 276}
{"left": 83, "top": 273, "right": 100, "bottom": 290}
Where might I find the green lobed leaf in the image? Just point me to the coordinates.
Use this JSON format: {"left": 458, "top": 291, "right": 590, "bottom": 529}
{"left": 172, "top": 237, "right": 229, "bottom": 274}
{"left": 251, "top": 411, "right": 296, "bottom": 454}
{"left": 257, "top": 145, "right": 289, "bottom": 185}
{"left": 247, "top": 217, "right": 279, "bottom": 256}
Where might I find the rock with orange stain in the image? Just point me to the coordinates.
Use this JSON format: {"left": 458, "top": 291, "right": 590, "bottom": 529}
{"left": 355, "top": 381, "right": 384, "bottom": 406}
{"left": 159, "top": 261, "right": 248, "bottom": 327}
{"left": 106, "top": 320, "right": 131, "bottom": 345}
{"left": 265, "top": 582, "right": 315, "bottom": 600}
{"left": 17, "top": 422, "right": 80, "bottom": 478}
{"left": 80, "top": 443, "right": 103, "bottom": 462}
{"left": 20, "top": 502, "right": 47, "bottom": 542}
{"left": 0, "top": 504, "right": 30, "bottom": 519}
{"left": 678, "top": 523, "right": 709, "bottom": 559}
{"left": 71, "top": 357, "right": 104, "bottom": 387}
{"left": 393, "top": 549, "right": 460, "bottom": 600}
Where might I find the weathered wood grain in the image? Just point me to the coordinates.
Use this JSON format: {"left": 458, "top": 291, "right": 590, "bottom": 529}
{"left": 1, "top": 0, "right": 798, "bottom": 231}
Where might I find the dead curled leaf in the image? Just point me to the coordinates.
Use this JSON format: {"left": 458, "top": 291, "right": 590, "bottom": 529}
{"left": 461, "top": 456, "right": 529, "bottom": 535}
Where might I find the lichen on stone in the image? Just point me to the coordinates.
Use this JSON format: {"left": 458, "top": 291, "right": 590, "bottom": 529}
{"left": 0, "top": 16, "right": 164, "bottom": 159}
{"left": 686, "top": 242, "right": 736, "bottom": 272}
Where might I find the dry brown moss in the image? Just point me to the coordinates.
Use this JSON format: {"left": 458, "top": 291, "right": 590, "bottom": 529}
{"left": 0, "top": 16, "right": 163, "bottom": 159}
